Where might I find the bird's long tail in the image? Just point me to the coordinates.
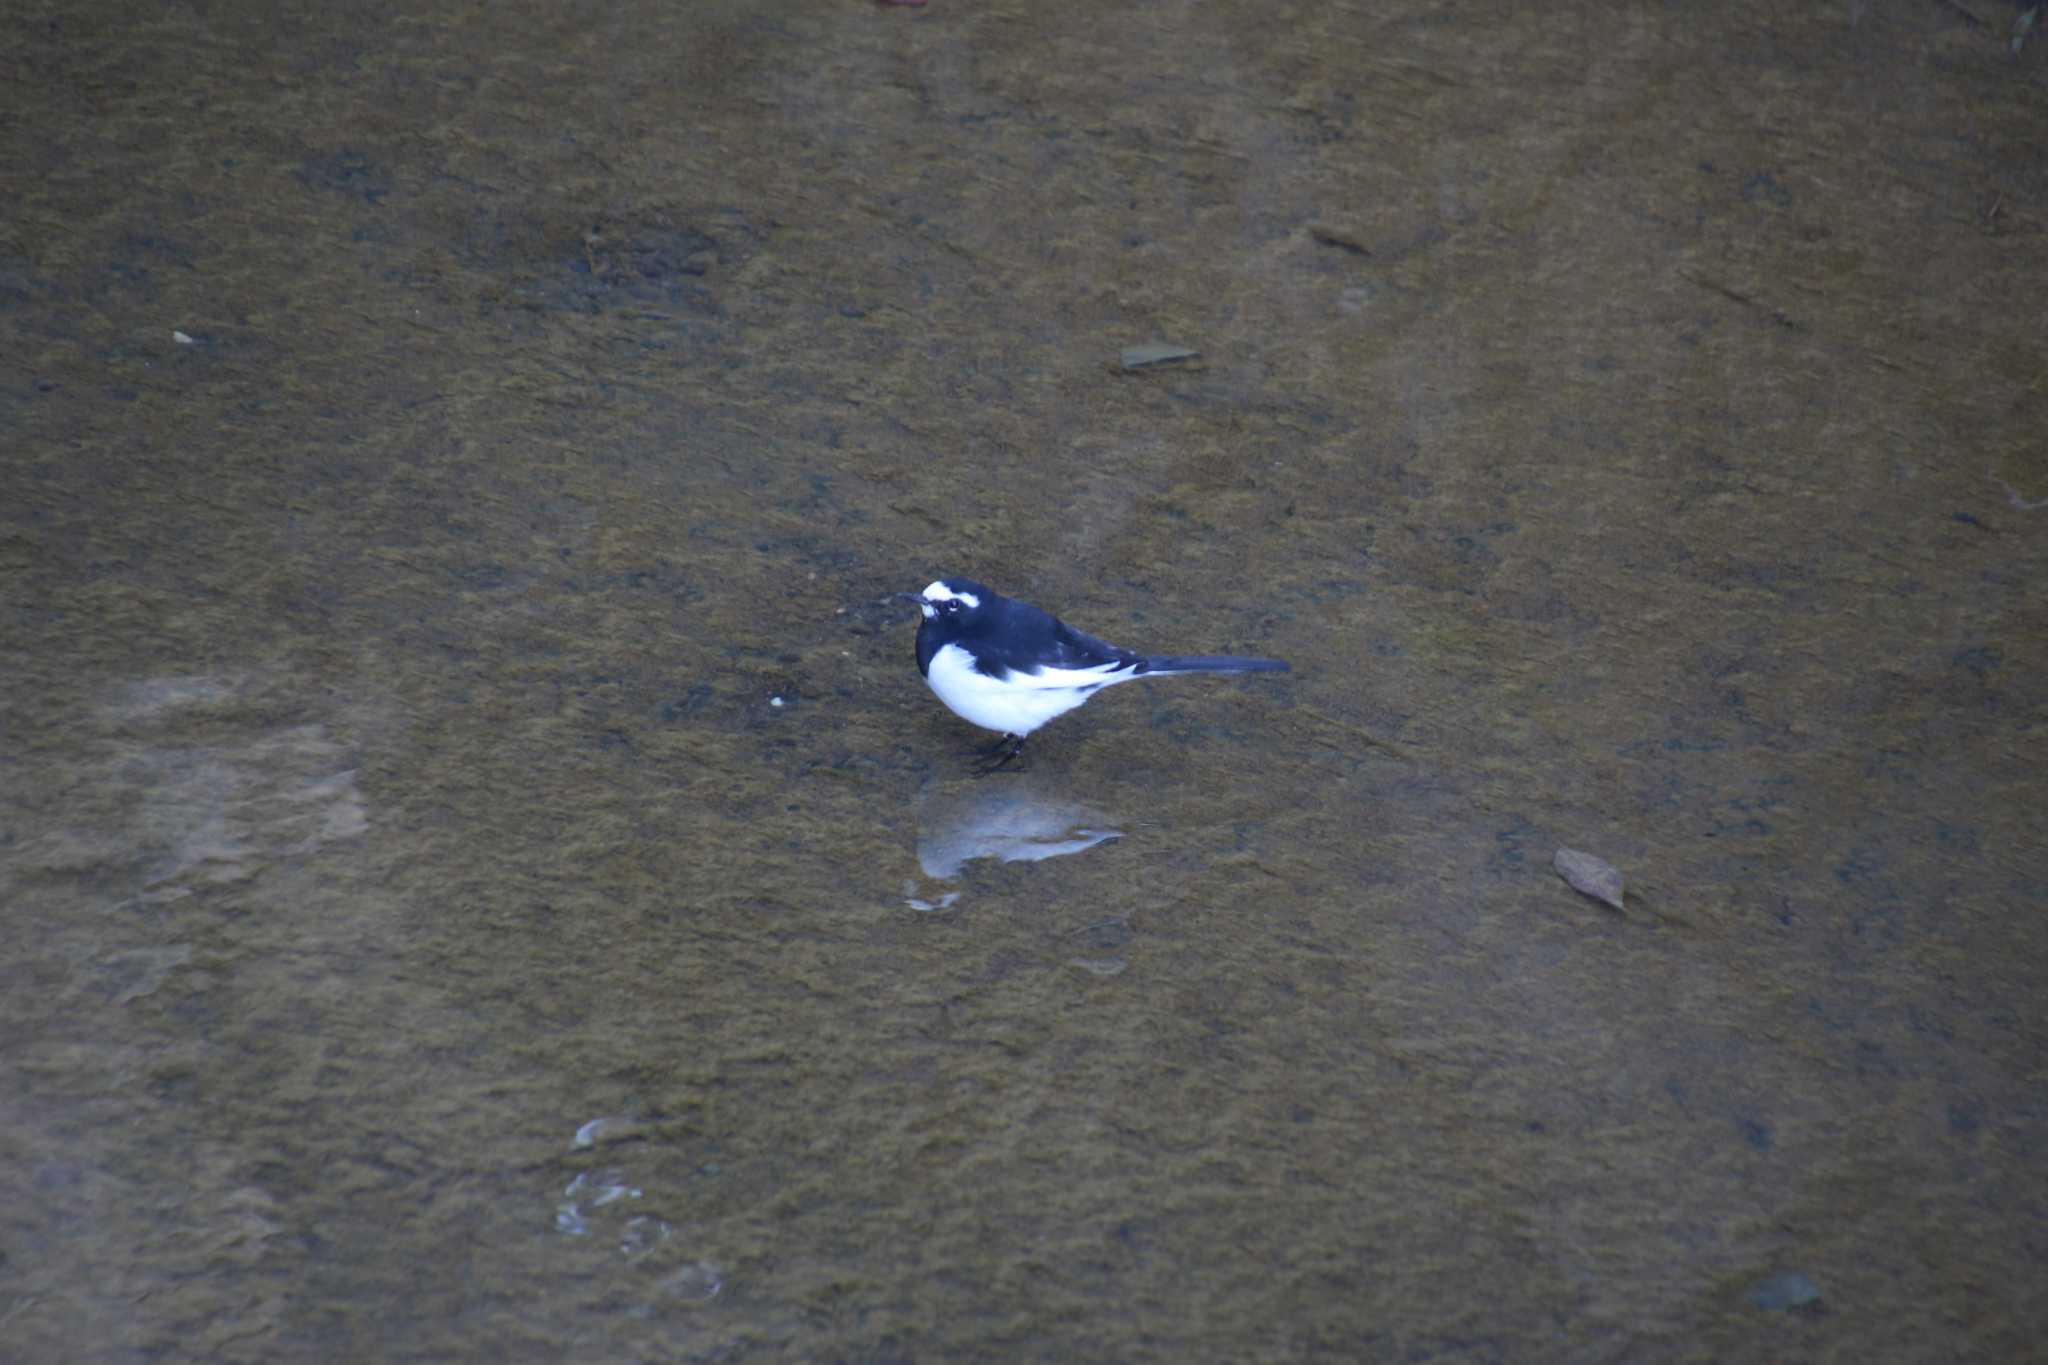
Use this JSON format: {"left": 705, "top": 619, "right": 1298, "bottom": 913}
{"left": 1136, "top": 655, "right": 1289, "bottom": 675}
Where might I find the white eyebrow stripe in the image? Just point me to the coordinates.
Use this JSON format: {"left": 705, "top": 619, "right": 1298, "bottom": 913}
{"left": 922, "top": 582, "right": 980, "bottom": 609}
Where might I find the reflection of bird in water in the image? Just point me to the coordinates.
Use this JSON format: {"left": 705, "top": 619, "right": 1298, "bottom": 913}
{"left": 899, "top": 577, "right": 1288, "bottom": 771}
{"left": 915, "top": 775, "right": 1121, "bottom": 880}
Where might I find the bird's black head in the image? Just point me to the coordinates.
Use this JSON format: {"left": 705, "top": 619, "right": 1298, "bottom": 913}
{"left": 907, "top": 577, "right": 993, "bottom": 634}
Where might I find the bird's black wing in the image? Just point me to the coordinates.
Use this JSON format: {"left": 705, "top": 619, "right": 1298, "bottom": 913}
{"left": 968, "top": 596, "right": 1140, "bottom": 680}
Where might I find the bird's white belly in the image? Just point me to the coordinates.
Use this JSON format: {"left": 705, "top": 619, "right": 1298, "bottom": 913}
{"left": 924, "top": 643, "right": 1103, "bottom": 736}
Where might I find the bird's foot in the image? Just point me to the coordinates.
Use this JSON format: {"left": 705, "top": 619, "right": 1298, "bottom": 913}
{"left": 969, "top": 734, "right": 1028, "bottom": 776}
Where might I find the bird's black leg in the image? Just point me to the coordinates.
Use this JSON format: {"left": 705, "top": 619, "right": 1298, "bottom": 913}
{"left": 971, "top": 733, "right": 1017, "bottom": 758}
{"left": 970, "top": 733, "right": 1027, "bottom": 775}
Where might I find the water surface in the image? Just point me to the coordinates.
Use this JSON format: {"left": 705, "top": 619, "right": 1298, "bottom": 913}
{"left": 4, "top": 2, "right": 2044, "bottom": 1360}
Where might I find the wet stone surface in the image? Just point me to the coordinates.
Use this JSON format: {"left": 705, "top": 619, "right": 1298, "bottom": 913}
{"left": 3, "top": 1, "right": 2045, "bottom": 1361}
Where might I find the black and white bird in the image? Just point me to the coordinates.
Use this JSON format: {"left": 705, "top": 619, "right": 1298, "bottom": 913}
{"left": 901, "top": 577, "right": 1289, "bottom": 769}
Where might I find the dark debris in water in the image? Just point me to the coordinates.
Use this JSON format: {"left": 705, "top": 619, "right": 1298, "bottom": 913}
{"left": 561, "top": 225, "right": 722, "bottom": 314}
{"left": 295, "top": 149, "right": 392, "bottom": 204}
{"left": 1308, "top": 225, "right": 1372, "bottom": 256}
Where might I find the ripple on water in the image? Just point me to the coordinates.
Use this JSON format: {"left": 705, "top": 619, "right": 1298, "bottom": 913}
{"left": 556, "top": 1168, "right": 641, "bottom": 1240}
{"left": 572, "top": 1115, "right": 644, "bottom": 1149}
{"left": 903, "top": 884, "right": 962, "bottom": 912}
{"left": 619, "top": 1215, "right": 671, "bottom": 1259}
{"left": 656, "top": 1261, "right": 724, "bottom": 1303}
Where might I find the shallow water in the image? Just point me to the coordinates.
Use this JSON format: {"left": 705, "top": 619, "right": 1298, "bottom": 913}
{"left": 5, "top": 1, "right": 2045, "bottom": 1360}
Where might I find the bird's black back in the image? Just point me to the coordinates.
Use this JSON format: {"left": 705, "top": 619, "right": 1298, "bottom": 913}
{"left": 917, "top": 582, "right": 1139, "bottom": 680}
